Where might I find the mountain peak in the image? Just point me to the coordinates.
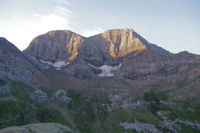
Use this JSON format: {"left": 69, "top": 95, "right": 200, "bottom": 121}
{"left": 0, "top": 37, "right": 22, "bottom": 54}
{"left": 100, "top": 28, "right": 147, "bottom": 58}
{"left": 0, "top": 37, "right": 7, "bottom": 40}
{"left": 102, "top": 28, "right": 133, "bottom": 33}
{"left": 46, "top": 30, "right": 78, "bottom": 37}
{"left": 24, "top": 30, "right": 84, "bottom": 62}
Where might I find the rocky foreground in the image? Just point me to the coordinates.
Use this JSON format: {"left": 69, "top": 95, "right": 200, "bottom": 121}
{"left": 0, "top": 123, "right": 77, "bottom": 133}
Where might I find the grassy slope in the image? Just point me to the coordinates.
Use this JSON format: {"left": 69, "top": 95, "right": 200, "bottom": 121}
{"left": 0, "top": 81, "right": 71, "bottom": 129}
{"left": 0, "top": 80, "right": 199, "bottom": 133}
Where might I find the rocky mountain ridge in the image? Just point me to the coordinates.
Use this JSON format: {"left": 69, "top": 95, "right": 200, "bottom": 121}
{"left": 0, "top": 37, "right": 44, "bottom": 84}
{"left": 24, "top": 29, "right": 171, "bottom": 66}
{"left": 0, "top": 29, "right": 199, "bottom": 96}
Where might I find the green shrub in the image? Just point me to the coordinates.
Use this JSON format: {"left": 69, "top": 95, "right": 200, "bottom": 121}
{"left": 66, "top": 89, "right": 97, "bottom": 133}
{"left": 143, "top": 90, "right": 169, "bottom": 114}
{"left": 143, "top": 90, "right": 160, "bottom": 105}
{"left": 143, "top": 90, "right": 168, "bottom": 102}
{"left": 10, "top": 81, "right": 34, "bottom": 99}
{"left": 0, "top": 99, "right": 70, "bottom": 129}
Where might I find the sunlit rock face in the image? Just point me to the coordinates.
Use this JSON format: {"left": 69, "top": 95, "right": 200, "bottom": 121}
{"left": 79, "top": 29, "right": 171, "bottom": 66}
{"left": 24, "top": 29, "right": 171, "bottom": 67}
{"left": 101, "top": 29, "right": 147, "bottom": 58}
{"left": 24, "top": 30, "right": 84, "bottom": 62}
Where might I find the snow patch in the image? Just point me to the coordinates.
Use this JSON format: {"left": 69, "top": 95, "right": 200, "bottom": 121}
{"left": 52, "top": 61, "right": 70, "bottom": 70}
{"left": 40, "top": 60, "right": 52, "bottom": 65}
{"left": 89, "top": 63, "right": 121, "bottom": 77}
{"left": 40, "top": 60, "right": 70, "bottom": 70}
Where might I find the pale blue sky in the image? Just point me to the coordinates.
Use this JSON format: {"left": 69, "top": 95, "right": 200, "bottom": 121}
{"left": 0, "top": 0, "right": 199, "bottom": 54}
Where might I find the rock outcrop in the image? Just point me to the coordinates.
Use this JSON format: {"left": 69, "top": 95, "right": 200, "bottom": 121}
{"left": 0, "top": 37, "right": 43, "bottom": 83}
{"left": 0, "top": 123, "right": 77, "bottom": 133}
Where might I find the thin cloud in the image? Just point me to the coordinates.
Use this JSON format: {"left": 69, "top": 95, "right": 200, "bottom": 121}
{"left": 55, "top": 0, "right": 69, "bottom": 5}
{"left": 81, "top": 27, "right": 104, "bottom": 37}
{"left": 0, "top": 3, "right": 72, "bottom": 51}
{"left": 34, "top": 5, "right": 72, "bottom": 30}
{"left": 54, "top": 6, "right": 72, "bottom": 17}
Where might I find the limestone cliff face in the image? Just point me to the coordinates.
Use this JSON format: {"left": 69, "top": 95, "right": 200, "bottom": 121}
{"left": 101, "top": 29, "right": 147, "bottom": 58}
{"left": 22, "top": 29, "right": 173, "bottom": 79}
{"left": 24, "top": 29, "right": 171, "bottom": 66}
{"left": 24, "top": 30, "right": 84, "bottom": 62}
{"left": 79, "top": 29, "right": 170, "bottom": 66}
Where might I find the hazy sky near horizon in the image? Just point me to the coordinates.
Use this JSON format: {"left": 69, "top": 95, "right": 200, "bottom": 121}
{"left": 0, "top": 0, "right": 199, "bottom": 54}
